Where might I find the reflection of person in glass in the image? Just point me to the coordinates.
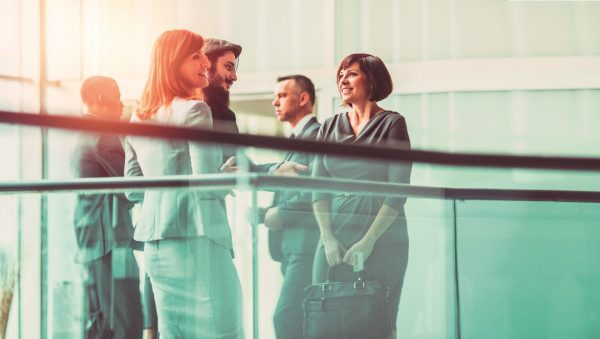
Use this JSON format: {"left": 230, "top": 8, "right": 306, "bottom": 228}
{"left": 124, "top": 30, "right": 243, "bottom": 338}
{"left": 72, "top": 76, "right": 142, "bottom": 338}
{"left": 311, "top": 54, "right": 412, "bottom": 339}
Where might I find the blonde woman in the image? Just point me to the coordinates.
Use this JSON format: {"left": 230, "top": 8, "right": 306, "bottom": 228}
{"left": 125, "top": 29, "right": 243, "bottom": 339}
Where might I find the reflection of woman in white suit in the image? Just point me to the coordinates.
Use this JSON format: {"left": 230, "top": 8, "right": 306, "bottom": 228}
{"left": 124, "top": 29, "right": 243, "bottom": 339}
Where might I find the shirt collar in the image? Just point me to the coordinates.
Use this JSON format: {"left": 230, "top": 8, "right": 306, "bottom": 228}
{"left": 291, "top": 113, "right": 315, "bottom": 136}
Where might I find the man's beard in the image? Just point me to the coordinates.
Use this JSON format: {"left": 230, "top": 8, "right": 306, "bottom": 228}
{"left": 204, "top": 77, "right": 230, "bottom": 108}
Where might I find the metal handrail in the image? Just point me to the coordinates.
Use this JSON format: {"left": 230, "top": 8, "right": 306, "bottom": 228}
{"left": 2, "top": 110, "right": 600, "bottom": 171}
{"left": 1, "top": 173, "right": 600, "bottom": 203}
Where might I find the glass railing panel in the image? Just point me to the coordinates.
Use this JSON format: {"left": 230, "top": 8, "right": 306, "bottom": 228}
{"left": 0, "top": 121, "right": 44, "bottom": 339}
{"left": 46, "top": 191, "right": 85, "bottom": 339}
{"left": 396, "top": 196, "right": 458, "bottom": 339}
{"left": 2, "top": 114, "right": 600, "bottom": 339}
{"left": 1, "top": 155, "right": 461, "bottom": 339}
{"left": 39, "top": 125, "right": 258, "bottom": 338}
{"left": 242, "top": 140, "right": 457, "bottom": 338}
{"left": 0, "top": 191, "right": 42, "bottom": 339}
{"left": 412, "top": 163, "right": 600, "bottom": 192}
{"left": 41, "top": 184, "right": 255, "bottom": 339}
{"left": 246, "top": 183, "right": 458, "bottom": 339}
{"left": 455, "top": 200, "right": 600, "bottom": 338}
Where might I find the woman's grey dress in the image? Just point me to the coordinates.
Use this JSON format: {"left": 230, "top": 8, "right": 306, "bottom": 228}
{"left": 311, "top": 110, "right": 412, "bottom": 327}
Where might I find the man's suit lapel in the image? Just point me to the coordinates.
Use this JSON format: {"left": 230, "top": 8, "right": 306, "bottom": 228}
{"left": 297, "top": 117, "right": 318, "bottom": 138}
{"left": 272, "top": 118, "right": 318, "bottom": 209}
{"left": 281, "top": 117, "right": 317, "bottom": 160}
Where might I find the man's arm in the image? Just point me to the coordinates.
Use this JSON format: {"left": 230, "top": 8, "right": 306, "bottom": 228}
{"left": 123, "top": 137, "right": 145, "bottom": 203}
{"left": 264, "top": 123, "right": 319, "bottom": 228}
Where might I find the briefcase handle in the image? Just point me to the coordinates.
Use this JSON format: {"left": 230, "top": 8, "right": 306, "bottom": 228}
{"left": 326, "top": 252, "right": 366, "bottom": 285}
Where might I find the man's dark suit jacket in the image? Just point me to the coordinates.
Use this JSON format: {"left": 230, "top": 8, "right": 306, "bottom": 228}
{"left": 209, "top": 103, "right": 273, "bottom": 173}
{"left": 268, "top": 117, "right": 321, "bottom": 261}
{"left": 71, "top": 115, "right": 134, "bottom": 263}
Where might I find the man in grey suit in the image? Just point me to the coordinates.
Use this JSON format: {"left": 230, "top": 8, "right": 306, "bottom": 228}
{"left": 264, "top": 74, "right": 321, "bottom": 339}
{"left": 72, "top": 76, "right": 142, "bottom": 339}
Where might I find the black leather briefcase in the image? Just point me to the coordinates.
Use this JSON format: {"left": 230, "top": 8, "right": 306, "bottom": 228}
{"left": 303, "top": 269, "right": 392, "bottom": 339}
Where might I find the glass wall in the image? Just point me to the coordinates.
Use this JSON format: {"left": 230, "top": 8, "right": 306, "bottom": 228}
{"left": 4, "top": 0, "right": 600, "bottom": 153}
{"left": 386, "top": 90, "right": 600, "bottom": 155}
{"left": 335, "top": 0, "right": 600, "bottom": 61}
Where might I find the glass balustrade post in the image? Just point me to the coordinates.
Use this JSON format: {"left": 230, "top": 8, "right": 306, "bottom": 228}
{"left": 233, "top": 147, "right": 259, "bottom": 339}
{"left": 250, "top": 188, "right": 259, "bottom": 339}
{"left": 452, "top": 199, "right": 462, "bottom": 339}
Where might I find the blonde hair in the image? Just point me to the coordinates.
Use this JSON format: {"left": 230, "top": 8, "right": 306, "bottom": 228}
{"left": 137, "top": 29, "right": 205, "bottom": 120}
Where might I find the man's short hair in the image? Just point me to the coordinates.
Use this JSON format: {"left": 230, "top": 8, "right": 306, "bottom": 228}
{"left": 277, "top": 74, "right": 316, "bottom": 106}
{"left": 336, "top": 53, "right": 393, "bottom": 103}
{"left": 80, "top": 76, "right": 117, "bottom": 105}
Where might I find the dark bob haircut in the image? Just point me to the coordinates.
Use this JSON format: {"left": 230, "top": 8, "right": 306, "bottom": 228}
{"left": 337, "top": 53, "right": 393, "bottom": 104}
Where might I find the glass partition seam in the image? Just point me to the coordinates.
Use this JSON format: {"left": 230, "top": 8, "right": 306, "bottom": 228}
{"left": 16, "top": 0, "right": 25, "bottom": 326}
{"left": 17, "top": 195, "right": 23, "bottom": 338}
{"left": 39, "top": 191, "right": 47, "bottom": 339}
{"left": 453, "top": 200, "right": 462, "bottom": 339}
{"left": 39, "top": 0, "right": 48, "bottom": 336}
{"left": 251, "top": 189, "right": 259, "bottom": 339}
{"left": 3, "top": 111, "right": 600, "bottom": 171}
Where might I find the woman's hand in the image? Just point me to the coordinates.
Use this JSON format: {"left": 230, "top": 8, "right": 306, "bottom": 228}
{"left": 343, "top": 237, "right": 376, "bottom": 268}
{"left": 322, "top": 236, "right": 347, "bottom": 267}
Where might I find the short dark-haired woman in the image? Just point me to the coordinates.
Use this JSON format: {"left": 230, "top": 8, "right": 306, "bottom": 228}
{"left": 311, "top": 53, "right": 412, "bottom": 339}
